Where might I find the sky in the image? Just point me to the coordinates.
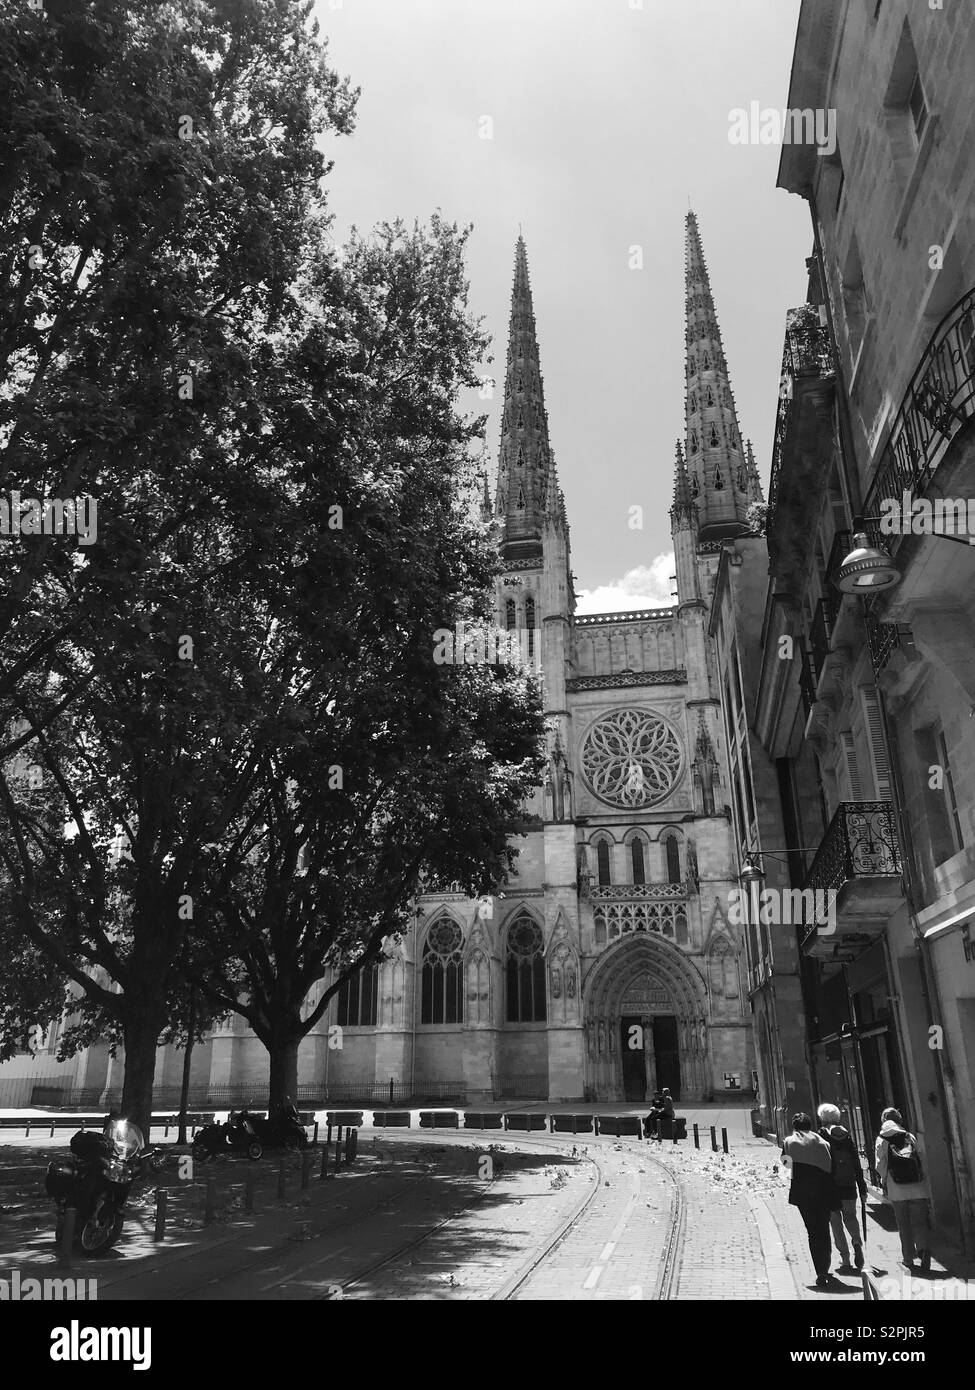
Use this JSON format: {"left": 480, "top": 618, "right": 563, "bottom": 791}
{"left": 314, "top": 0, "right": 811, "bottom": 612}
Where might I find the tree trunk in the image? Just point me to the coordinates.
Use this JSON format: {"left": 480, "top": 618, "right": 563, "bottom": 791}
{"left": 176, "top": 989, "right": 197, "bottom": 1145}
{"left": 120, "top": 1012, "right": 164, "bottom": 1142}
{"left": 268, "top": 1034, "right": 300, "bottom": 1113}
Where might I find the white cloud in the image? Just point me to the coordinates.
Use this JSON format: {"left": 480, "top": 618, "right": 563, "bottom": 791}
{"left": 575, "top": 553, "right": 677, "bottom": 615}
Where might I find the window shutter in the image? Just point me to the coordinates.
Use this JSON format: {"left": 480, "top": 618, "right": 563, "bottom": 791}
{"left": 861, "top": 687, "right": 892, "bottom": 799}
{"left": 841, "top": 730, "right": 863, "bottom": 801}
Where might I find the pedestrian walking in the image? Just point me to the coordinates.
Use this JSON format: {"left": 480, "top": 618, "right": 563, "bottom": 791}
{"left": 658, "top": 1088, "right": 675, "bottom": 1142}
{"left": 817, "top": 1103, "right": 866, "bottom": 1272}
{"left": 874, "top": 1107, "right": 932, "bottom": 1273}
{"left": 782, "top": 1112, "right": 837, "bottom": 1287}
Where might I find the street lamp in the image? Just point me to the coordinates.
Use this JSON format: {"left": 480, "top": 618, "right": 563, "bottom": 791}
{"left": 835, "top": 529, "right": 901, "bottom": 594}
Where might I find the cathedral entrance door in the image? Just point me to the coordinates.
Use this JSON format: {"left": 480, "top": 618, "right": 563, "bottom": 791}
{"left": 620, "top": 1016, "right": 646, "bottom": 1102}
{"left": 652, "top": 1016, "right": 681, "bottom": 1101}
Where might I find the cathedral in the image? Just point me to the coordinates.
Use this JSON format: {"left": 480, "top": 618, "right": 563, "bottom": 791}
{"left": 271, "top": 211, "right": 763, "bottom": 1106}
{"left": 3, "top": 214, "right": 761, "bottom": 1110}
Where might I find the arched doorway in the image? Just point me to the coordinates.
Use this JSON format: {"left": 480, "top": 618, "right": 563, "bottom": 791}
{"left": 583, "top": 934, "right": 710, "bottom": 1103}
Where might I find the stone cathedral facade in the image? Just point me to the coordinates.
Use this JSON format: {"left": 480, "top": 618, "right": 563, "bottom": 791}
{"left": 18, "top": 215, "right": 760, "bottom": 1109}
{"left": 270, "top": 212, "right": 762, "bottom": 1106}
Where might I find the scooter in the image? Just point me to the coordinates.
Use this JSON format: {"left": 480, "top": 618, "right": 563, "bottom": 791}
{"left": 192, "top": 1108, "right": 264, "bottom": 1162}
{"left": 45, "top": 1118, "right": 144, "bottom": 1257}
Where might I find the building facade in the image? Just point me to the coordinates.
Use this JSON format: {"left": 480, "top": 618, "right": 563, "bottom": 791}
{"left": 754, "top": 0, "right": 975, "bottom": 1245}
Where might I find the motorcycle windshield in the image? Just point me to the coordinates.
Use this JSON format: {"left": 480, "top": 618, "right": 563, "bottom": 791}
{"left": 109, "top": 1120, "right": 144, "bottom": 1160}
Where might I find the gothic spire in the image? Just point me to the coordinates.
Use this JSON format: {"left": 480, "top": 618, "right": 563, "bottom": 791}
{"left": 670, "top": 439, "right": 696, "bottom": 529}
{"left": 745, "top": 439, "right": 765, "bottom": 505}
{"left": 684, "top": 210, "right": 751, "bottom": 541}
{"left": 480, "top": 469, "right": 493, "bottom": 521}
{"left": 495, "top": 235, "right": 558, "bottom": 560}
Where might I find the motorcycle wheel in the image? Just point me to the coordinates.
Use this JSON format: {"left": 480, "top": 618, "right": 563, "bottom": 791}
{"left": 246, "top": 1141, "right": 263, "bottom": 1161}
{"left": 79, "top": 1201, "right": 119, "bottom": 1258}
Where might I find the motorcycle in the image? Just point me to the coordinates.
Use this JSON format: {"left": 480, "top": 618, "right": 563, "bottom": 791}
{"left": 191, "top": 1103, "right": 307, "bottom": 1163}
{"left": 192, "top": 1108, "right": 264, "bottom": 1162}
{"left": 45, "top": 1118, "right": 144, "bottom": 1257}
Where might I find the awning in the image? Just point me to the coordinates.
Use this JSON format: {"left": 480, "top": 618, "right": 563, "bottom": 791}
{"left": 922, "top": 899, "right": 975, "bottom": 942}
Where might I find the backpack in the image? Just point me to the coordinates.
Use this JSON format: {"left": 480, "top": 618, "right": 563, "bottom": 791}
{"left": 830, "top": 1136, "right": 860, "bottom": 1188}
{"left": 886, "top": 1134, "right": 923, "bottom": 1185}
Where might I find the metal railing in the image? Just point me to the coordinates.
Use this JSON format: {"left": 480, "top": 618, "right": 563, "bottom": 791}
{"left": 808, "top": 594, "right": 840, "bottom": 683}
{"left": 491, "top": 1074, "right": 548, "bottom": 1101}
{"left": 803, "top": 801, "right": 902, "bottom": 898}
{"left": 863, "top": 287, "right": 975, "bottom": 541}
{"left": 768, "top": 306, "right": 834, "bottom": 519}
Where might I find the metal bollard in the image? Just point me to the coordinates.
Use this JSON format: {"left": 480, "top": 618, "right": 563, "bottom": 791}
{"left": 722, "top": 1127, "right": 729, "bottom": 1154}
{"left": 320, "top": 1146, "right": 329, "bottom": 1180}
{"left": 245, "top": 1171, "right": 256, "bottom": 1213}
{"left": 301, "top": 1151, "right": 312, "bottom": 1190}
{"left": 333, "top": 1140, "right": 342, "bottom": 1171}
{"left": 693, "top": 1123, "right": 700, "bottom": 1149}
{"left": 57, "top": 1210, "right": 76, "bottom": 1269}
{"left": 345, "top": 1128, "right": 357, "bottom": 1165}
{"left": 313, "top": 1120, "right": 319, "bottom": 1146}
{"left": 50, "top": 1120, "right": 56, "bottom": 1139}
{"left": 277, "top": 1159, "right": 286, "bottom": 1200}
{"left": 204, "top": 1177, "right": 217, "bottom": 1225}
{"left": 25, "top": 1119, "right": 31, "bottom": 1138}
{"left": 154, "top": 1188, "right": 168, "bottom": 1242}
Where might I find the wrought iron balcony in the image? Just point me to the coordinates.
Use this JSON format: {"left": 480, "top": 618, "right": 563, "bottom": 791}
{"left": 862, "top": 287, "right": 975, "bottom": 550}
{"left": 808, "top": 594, "right": 840, "bottom": 684}
{"left": 801, "top": 801, "right": 903, "bottom": 960}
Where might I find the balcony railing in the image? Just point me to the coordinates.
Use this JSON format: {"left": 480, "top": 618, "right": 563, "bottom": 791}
{"left": 768, "top": 306, "right": 834, "bottom": 521}
{"left": 802, "top": 801, "right": 903, "bottom": 957}
{"left": 798, "top": 641, "right": 819, "bottom": 719}
{"left": 862, "top": 288, "right": 975, "bottom": 542}
{"left": 589, "top": 883, "right": 686, "bottom": 901}
{"left": 808, "top": 594, "right": 840, "bottom": 683}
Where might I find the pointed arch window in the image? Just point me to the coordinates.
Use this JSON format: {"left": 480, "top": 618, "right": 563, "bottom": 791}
{"left": 505, "top": 916, "right": 546, "bottom": 1023}
{"left": 664, "top": 835, "right": 681, "bottom": 884}
{"left": 421, "top": 919, "right": 464, "bottom": 1024}
{"left": 690, "top": 474, "right": 700, "bottom": 498}
{"left": 709, "top": 424, "right": 719, "bottom": 447}
{"left": 596, "top": 838, "right": 611, "bottom": 886}
{"left": 517, "top": 376, "right": 524, "bottom": 392}
{"left": 689, "top": 432, "right": 698, "bottom": 455}
{"left": 337, "top": 964, "right": 379, "bottom": 1027}
{"left": 631, "top": 838, "right": 646, "bottom": 886}
{"left": 702, "top": 352, "right": 711, "bottom": 369}
{"left": 517, "top": 446, "right": 525, "bottom": 466}
{"left": 525, "top": 597, "right": 536, "bottom": 660}
{"left": 689, "top": 392, "right": 697, "bottom": 412}
{"left": 517, "top": 411, "right": 524, "bottom": 429}
{"left": 706, "top": 387, "right": 714, "bottom": 406}
{"left": 516, "top": 486, "right": 525, "bottom": 509}
{"left": 505, "top": 598, "right": 516, "bottom": 630}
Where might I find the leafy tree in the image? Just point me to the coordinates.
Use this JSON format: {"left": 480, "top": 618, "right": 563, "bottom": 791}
{"left": 0, "top": 0, "right": 356, "bottom": 1136}
{"left": 188, "top": 219, "right": 546, "bottom": 1107}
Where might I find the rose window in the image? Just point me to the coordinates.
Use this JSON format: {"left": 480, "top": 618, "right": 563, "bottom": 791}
{"left": 580, "top": 709, "right": 682, "bottom": 808}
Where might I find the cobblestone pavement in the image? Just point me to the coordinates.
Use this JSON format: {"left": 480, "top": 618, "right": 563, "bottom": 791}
{"left": 1, "top": 1119, "right": 971, "bottom": 1300}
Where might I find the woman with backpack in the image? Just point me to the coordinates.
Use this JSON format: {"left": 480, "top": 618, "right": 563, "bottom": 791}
{"left": 874, "top": 1106, "right": 931, "bottom": 1272}
{"left": 817, "top": 1103, "right": 867, "bottom": 1272}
